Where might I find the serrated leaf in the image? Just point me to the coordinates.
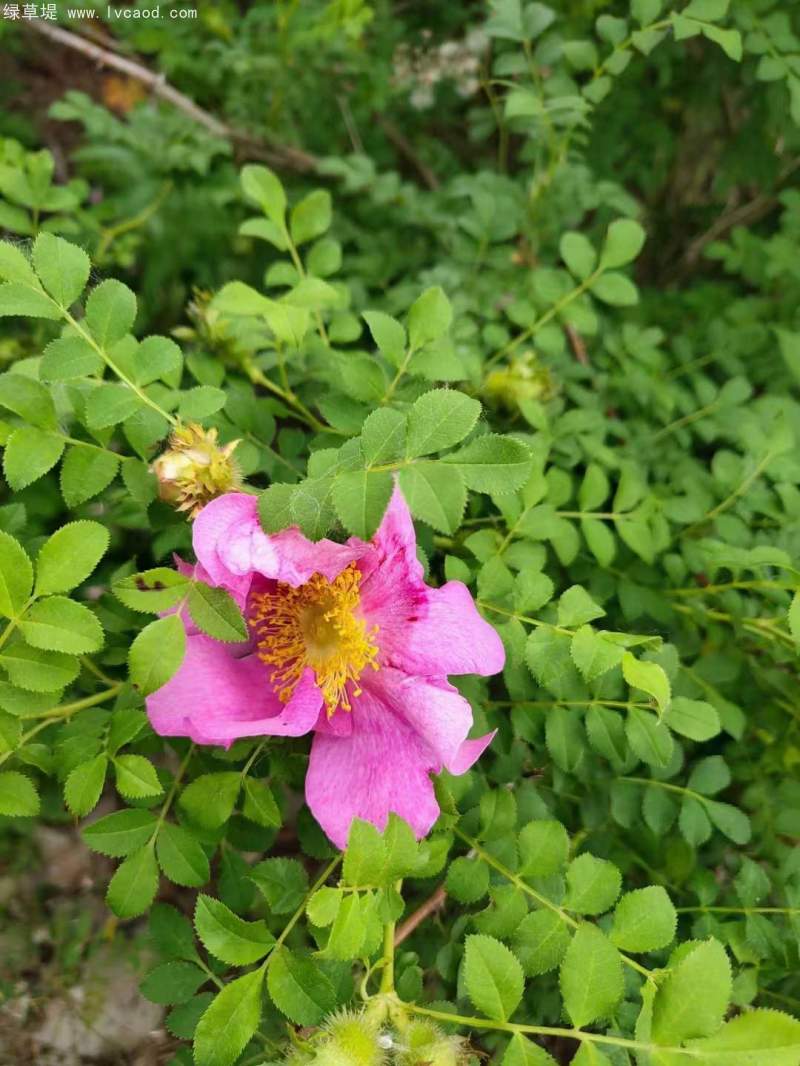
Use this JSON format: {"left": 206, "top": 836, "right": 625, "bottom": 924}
{"left": 157, "top": 822, "right": 211, "bottom": 888}
{"left": 0, "top": 530, "right": 32, "bottom": 619}
{"left": 64, "top": 753, "right": 108, "bottom": 816}
{"left": 406, "top": 389, "right": 481, "bottom": 458}
{"left": 564, "top": 853, "right": 622, "bottom": 915}
{"left": 610, "top": 886, "right": 676, "bottom": 952}
{"left": 0, "top": 769, "right": 40, "bottom": 816}
{"left": 398, "top": 462, "right": 466, "bottom": 534}
{"left": 113, "top": 568, "right": 190, "bottom": 613}
{"left": 3, "top": 426, "right": 64, "bottom": 490}
{"left": 60, "top": 446, "right": 119, "bottom": 507}
{"left": 179, "top": 772, "right": 242, "bottom": 831}
{"left": 361, "top": 407, "right": 407, "bottom": 465}
{"left": 652, "top": 938, "right": 731, "bottom": 1042}
{"left": 83, "top": 808, "right": 157, "bottom": 856}
{"left": 34, "top": 521, "right": 109, "bottom": 596}
{"left": 20, "top": 596, "right": 104, "bottom": 654}
{"left": 32, "top": 233, "right": 90, "bottom": 307}
{"left": 463, "top": 934, "right": 524, "bottom": 1021}
{"left": 114, "top": 754, "right": 162, "bottom": 799}
{"left": 106, "top": 844, "right": 159, "bottom": 919}
{"left": 0, "top": 643, "right": 79, "bottom": 692}
{"left": 442, "top": 434, "right": 532, "bottom": 492}
{"left": 194, "top": 966, "right": 264, "bottom": 1066}
{"left": 407, "top": 286, "right": 453, "bottom": 350}
{"left": 622, "top": 652, "right": 670, "bottom": 714}
{"left": 267, "top": 947, "right": 335, "bottom": 1025}
{"left": 85, "top": 279, "right": 137, "bottom": 346}
{"left": 560, "top": 924, "right": 623, "bottom": 1028}
{"left": 187, "top": 582, "right": 248, "bottom": 643}
{"left": 128, "top": 615, "right": 186, "bottom": 696}
{"left": 333, "top": 468, "right": 393, "bottom": 539}
{"left": 195, "top": 894, "right": 274, "bottom": 965}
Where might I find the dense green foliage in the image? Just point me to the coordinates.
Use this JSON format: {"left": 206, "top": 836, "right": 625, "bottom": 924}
{"left": 2, "top": 1, "right": 800, "bottom": 1064}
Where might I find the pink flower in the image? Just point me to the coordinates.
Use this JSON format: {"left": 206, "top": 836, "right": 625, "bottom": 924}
{"left": 146, "top": 485, "right": 505, "bottom": 848}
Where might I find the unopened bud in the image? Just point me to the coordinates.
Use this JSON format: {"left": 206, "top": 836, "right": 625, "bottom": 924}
{"left": 312, "top": 1011, "right": 385, "bottom": 1066}
{"left": 152, "top": 422, "right": 241, "bottom": 519}
{"left": 396, "top": 1022, "right": 468, "bottom": 1066}
{"left": 483, "top": 352, "right": 558, "bottom": 412}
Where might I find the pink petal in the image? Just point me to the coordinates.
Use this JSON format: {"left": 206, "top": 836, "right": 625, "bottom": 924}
{"left": 305, "top": 684, "right": 441, "bottom": 849}
{"left": 270, "top": 526, "right": 368, "bottom": 588}
{"left": 193, "top": 493, "right": 275, "bottom": 604}
{"left": 447, "top": 731, "right": 496, "bottom": 775}
{"left": 146, "top": 632, "right": 321, "bottom": 747}
{"left": 367, "top": 667, "right": 482, "bottom": 772}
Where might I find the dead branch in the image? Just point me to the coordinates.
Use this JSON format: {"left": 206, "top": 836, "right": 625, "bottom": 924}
{"left": 26, "top": 20, "right": 318, "bottom": 173}
{"left": 394, "top": 883, "right": 447, "bottom": 946}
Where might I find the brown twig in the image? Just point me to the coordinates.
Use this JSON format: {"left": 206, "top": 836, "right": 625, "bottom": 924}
{"left": 394, "top": 883, "right": 447, "bottom": 946}
{"left": 26, "top": 20, "right": 318, "bottom": 173}
{"left": 564, "top": 323, "right": 588, "bottom": 366}
{"left": 376, "top": 114, "right": 440, "bottom": 190}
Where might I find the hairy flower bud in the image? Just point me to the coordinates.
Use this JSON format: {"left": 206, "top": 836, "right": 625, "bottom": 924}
{"left": 483, "top": 352, "right": 558, "bottom": 412}
{"left": 395, "top": 1021, "right": 468, "bottom": 1066}
{"left": 152, "top": 423, "right": 241, "bottom": 518}
{"left": 311, "top": 1011, "right": 386, "bottom": 1066}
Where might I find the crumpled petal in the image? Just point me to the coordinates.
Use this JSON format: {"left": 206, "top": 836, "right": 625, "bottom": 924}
{"left": 359, "top": 487, "right": 505, "bottom": 677}
{"left": 366, "top": 666, "right": 491, "bottom": 773}
{"left": 305, "top": 683, "right": 441, "bottom": 849}
{"left": 146, "top": 632, "right": 321, "bottom": 747}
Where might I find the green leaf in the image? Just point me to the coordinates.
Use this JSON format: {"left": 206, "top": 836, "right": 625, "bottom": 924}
{"left": 194, "top": 967, "right": 264, "bottom": 1066}
{"left": 113, "top": 568, "right": 190, "bottom": 613}
{"left": 407, "top": 286, "right": 453, "bottom": 350}
{"left": 0, "top": 769, "right": 40, "bottom": 816}
{"left": 363, "top": 310, "right": 406, "bottom": 365}
{"left": 290, "top": 189, "right": 332, "bottom": 245}
{"left": 242, "top": 778, "right": 281, "bottom": 828}
{"left": 361, "top": 407, "right": 407, "bottom": 465}
{"left": 135, "top": 335, "right": 183, "bottom": 386}
{"left": 0, "top": 240, "right": 37, "bottom": 284}
{"left": 83, "top": 808, "right": 157, "bottom": 856}
{"left": 141, "top": 960, "right": 206, "bottom": 1005}
{"left": 187, "top": 582, "right": 248, "bottom": 643}
{"left": 251, "top": 856, "right": 308, "bottom": 913}
{"left": 398, "top": 462, "right": 467, "bottom": 534}
{"left": 241, "top": 164, "right": 286, "bottom": 225}
{"left": 579, "top": 464, "right": 610, "bottom": 510}
{"left": 564, "top": 853, "right": 622, "bottom": 915}
{"left": 307, "top": 887, "right": 342, "bottom": 927}
{"left": 64, "top": 753, "right": 108, "bottom": 817}
{"left": 107, "top": 844, "right": 159, "bottom": 919}
{"left": 446, "top": 855, "right": 490, "bottom": 903}
{"left": 114, "top": 754, "right": 163, "bottom": 799}
{"left": 652, "top": 938, "right": 731, "bottom": 1042}
{"left": 60, "top": 446, "right": 119, "bottom": 507}
{"left": 128, "top": 615, "right": 186, "bottom": 696}
{"left": 503, "top": 1034, "right": 558, "bottom": 1066}
{"left": 590, "top": 272, "right": 639, "bottom": 306}
{"left": 333, "top": 468, "right": 393, "bottom": 539}
{"left": 559, "top": 924, "right": 623, "bottom": 1028}
{"left": 665, "top": 697, "right": 720, "bottom": 741}
{"left": 166, "top": 993, "right": 214, "bottom": 1040}
{"left": 85, "top": 279, "right": 137, "bottom": 346}
{"left": 599, "top": 218, "right": 646, "bottom": 269}
{"left": 3, "top": 427, "right": 64, "bottom": 490}
{"left": 705, "top": 800, "right": 751, "bottom": 845}
{"left": 179, "top": 772, "right": 242, "bottom": 830}
{"left": 325, "top": 891, "right": 367, "bottom": 959}
{"left": 267, "top": 947, "right": 335, "bottom": 1025}
{"left": 686, "top": 1008, "right": 800, "bottom": 1065}
{"left": 20, "top": 597, "right": 104, "bottom": 654}
{"left": 406, "top": 389, "right": 481, "bottom": 458}
{"left": 157, "top": 822, "right": 211, "bottom": 888}
{"left": 610, "top": 886, "right": 676, "bottom": 952}
{"left": 0, "top": 372, "right": 57, "bottom": 428}
{"left": 560, "top": 232, "right": 597, "bottom": 280}
{"left": 40, "top": 334, "right": 103, "bottom": 381}
{"left": 0, "top": 280, "right": 60, "bottom": 319}
{"left": 34, "top": 520, "right": 109, "bottom": 596}
{"left": 622, "top": 652, "right": 671, "bottom": 714}
{"left": 545, "top": 704, "right": 584, "bottom": 772}
{"left": 557, "top": 585, "right": 605, "bottom": 627}
{"left": 86, "top": 382, "right": 142, "bottom": 429}
{"left": 463, "top": 934, "right": 524, "bottom": 1021}
{"left": 682, "top": 0, "right": 728, "bottom": 18}
{"left": 0, "top": 530, "right": 32, "bottom": 619}
{"left": 150, "top": 902, "right": 199, "bottom": 962}
{"left": 442, "top": 434, "right": 532, "bottom": 492}
{"left": 195, "top": 894, "right": 274, "bottom": 965}
{"left": 513, "top": 910, "right": 571, "bottom": 977}
{"left": 32, "top": 233, "right": 90, "bottom": 307}
{"left": 626, "top": 707, "right": 674, "bottom": 767}
{"left": 518, "top": 819, "right": 569, "bottom": 878}
{"left": 570, "top": 626, "right": 624, "bottom": 683}
{"left": 0, "top": 643, "right": 79, "bottom": 692}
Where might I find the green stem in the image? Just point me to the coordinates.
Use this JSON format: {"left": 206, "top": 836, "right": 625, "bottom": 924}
{"left": 244, "top": 360, "right": 342, "bottom": 436}
{"left": 149, "top": 743, "right": 195, "bottom": 844}
{"left": 274, "top": 854, "right": 342, "bottom": 952}
{"left": 379, "top": 879, "right": 402, "bottom": 994}
{"left": 405, "top": 1002, "right": 689, "bottom": 1056}
{"left": 0, "top": 683, "right": 123, "bottom": 767}
{"left": 454, "top": 829, "right": 653, "bottom": 981}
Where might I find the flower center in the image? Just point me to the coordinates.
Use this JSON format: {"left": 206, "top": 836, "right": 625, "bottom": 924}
{"left": 251, "top": 563, "right": 379, "bottom": 716}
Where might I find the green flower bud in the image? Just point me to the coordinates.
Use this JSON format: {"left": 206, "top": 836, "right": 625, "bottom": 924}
{"left": 395, "top": 1021, "right": 467, "bottom": 1066}
{"left": 313, "top": 1010, "right": 385, "bottom": 1066}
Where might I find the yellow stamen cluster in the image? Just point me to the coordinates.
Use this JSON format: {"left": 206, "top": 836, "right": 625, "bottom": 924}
{"left": 151, "top": 422, "right": 241, "bottom": 519}
{"left": 251, "top": 563, "right": 379, "bottom": 716}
